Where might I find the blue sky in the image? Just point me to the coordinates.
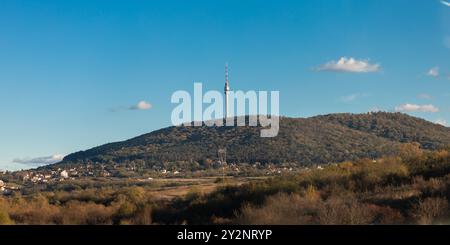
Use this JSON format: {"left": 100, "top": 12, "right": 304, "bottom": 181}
{"left": 0, "top": 0, "right": 449, "bottom": 170}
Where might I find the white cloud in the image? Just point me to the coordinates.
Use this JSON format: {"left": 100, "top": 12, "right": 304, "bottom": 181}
{"left": 441, "top": 1, "right": 450, "bottom": 7}
{"left": 417, "top": 93, "right": 433, "bottom": 99}
{"left": 428, "top": 67, "right": 440, "bottom": 77}
{"left": 13, "top": 154, "right": 65, "bottom": 166}
{"left": 395, "top": 103, "right": 439, "bottom": 113}
{"left": 317, "top": 57, "right": 380, "bottom": 73}
{"left": 435, "top": 119, "right": 447, "bottom": 126}
{"left": 340, "top": 93, "right": 368, "bottom": 102}
{"left": 130, "top": 100, "right": 152, "bottom": 110}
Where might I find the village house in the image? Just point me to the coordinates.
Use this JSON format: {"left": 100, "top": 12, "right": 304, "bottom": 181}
{"left": 60, "top": 170, "right": 69, "bottom": 179}
{"left": 0, "top": 180, "right": 5, "bottom": 193}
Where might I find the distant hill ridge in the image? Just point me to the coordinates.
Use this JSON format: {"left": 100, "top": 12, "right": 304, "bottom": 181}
{"left": 57, "top": 112, "right": 450, "bottom": 167}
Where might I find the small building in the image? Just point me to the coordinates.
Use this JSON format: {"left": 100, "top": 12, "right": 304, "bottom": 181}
{"left": 0, "top": 180, "right": 5, "bottom": 193}
{"left": 60, "top": 170, "right": 69, "bottom": 179}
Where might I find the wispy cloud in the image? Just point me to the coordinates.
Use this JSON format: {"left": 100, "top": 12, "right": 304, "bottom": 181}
{"left": 417, "top": 93, "right": 433, "bottom": 99}
{"left": 111, "top": 100, "right": 153, "bottom": 112}
{"left": 340, "top": 93, "right": 369, "bottom": 102}
{"left": 130, "top": 100, "right": 152, "bottom": 110}
{"left": 316, "top": 57, "right": 380, "bottom": 73}
{"left": 441, "top": 1, "right": 450, "bottom": 7}
{"left": 395, "top": 103, "right": 439, "bottom": 113}
{"left": 435, "top": 119, "right": 448, "bottom": 126}
{"left": 427, "top": 67, "right": 440, "bottom": 77}
{"left": 13, "top": 154, "right": 65, "bottom": 166}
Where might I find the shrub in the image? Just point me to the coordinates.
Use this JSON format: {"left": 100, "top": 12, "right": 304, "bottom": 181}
{"left": 317, "top": 197, "right": 374, "bottom": 225}
{"left": 365, "top": 204, "right": 404, "bottom": 224}
{"left": 0, "top": 209, "right": 13, "bottom": 224}
{"left": 411, "top": 197, "right": 449, "bottom": 225}
{"left": 132, "top": 204, "right": 152, "bottom": 225}
{"left": 235, "top": 193, "right": 316, "bottom": 225}
{"left": 60, "top": 201, "right": 113, "bottom": 225}
{"left": 8, "top": 194, "right": 60, "bottom": 224}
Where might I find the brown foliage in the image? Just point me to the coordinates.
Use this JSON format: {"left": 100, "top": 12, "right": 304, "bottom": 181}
{"left": 317, "top": 197, "right": 374, "bottom": 225}
{"left": 0, "top": 187, "right": 155, "bottom": 225}
{"left": 60, "top": 201, "right": 114, "bottom": 225}
{"left": 236, "top": 193, "right": 316, "bottom": 225}
{"left": 411, "top": 197, "right": 449, "bottom": 225}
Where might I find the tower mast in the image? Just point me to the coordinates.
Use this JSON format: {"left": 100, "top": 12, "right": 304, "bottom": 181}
{"left": 224, "top": 63, "right": 230, "bottom": 119}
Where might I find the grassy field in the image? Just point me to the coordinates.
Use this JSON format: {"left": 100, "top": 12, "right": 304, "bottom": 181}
{"left": 138, "top": 177, "right": 261, "bottom": 200}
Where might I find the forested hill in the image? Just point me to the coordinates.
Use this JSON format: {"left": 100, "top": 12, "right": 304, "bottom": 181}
{"left": 313, "top": 113, "right": 450, "bottom": 150}
{"left": 57, "top": 112, "right": 450, "bottom": 167}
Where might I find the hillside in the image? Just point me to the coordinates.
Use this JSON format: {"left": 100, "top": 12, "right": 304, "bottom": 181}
{"left": 314, "top": 113, "right": 450, "bottom": 149}
{"left": 57, "top": 112, "right": 450, "bottom": 167}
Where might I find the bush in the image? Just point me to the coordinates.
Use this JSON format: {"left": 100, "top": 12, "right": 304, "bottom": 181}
{"left": 60, "top": 201, "right": 113, "bottom": 225}
{"left": 235, "top": 193, "right": 316, "bottom": 225}
{"left": 411, "top": 197, "right": 449, "bottom": 225}
{"left": 0, "top": 209, "right": 13, "bottom": 224}
{"left": 317, "top": 197, "right": 374, "bottom": 225}
{"left": 132, "top": 205, "right": 152, "bottom": 225}
{"left": 8, "top": 194, "right": 60, "bottom": 224}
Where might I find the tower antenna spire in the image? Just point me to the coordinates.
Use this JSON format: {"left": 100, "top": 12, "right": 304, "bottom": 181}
{"left": 225, "top": 63, "right": 229, "bottom": 84}
{"left": 224, "top": 63, "right": 230, "bottom": 119}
